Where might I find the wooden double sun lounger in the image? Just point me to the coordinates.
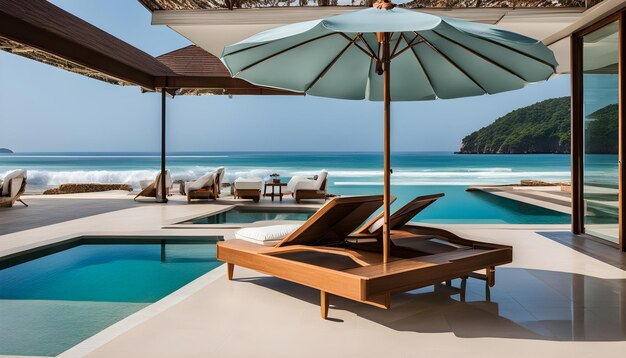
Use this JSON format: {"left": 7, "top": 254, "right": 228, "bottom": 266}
{"left": 217, "top": 194, "right": 512, "bottom": 319}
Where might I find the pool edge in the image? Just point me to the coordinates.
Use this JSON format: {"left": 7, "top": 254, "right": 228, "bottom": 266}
{"left": 57, "top": 264, "right": 227, "bottom": 358}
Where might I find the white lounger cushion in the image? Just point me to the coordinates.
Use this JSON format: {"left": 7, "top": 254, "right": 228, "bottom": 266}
{"left": 2, "top": 170, "right": 26, "bottom": 196}
{"left": 141, "top": 171, "right": 172, "bottom": 190}
{"left": 215, "top": 167, "right": 224, "bottom": 186}
{"left": 286, "top": 170, "right": 328, "bottom": 194}
{"left": 314, "top": 170, "right": 328, "bottom": 189}
{"left": 234, "top": 177, "right": 262, "bottom": 191}
{"left": 187, "top": 172, "right": 215, "bottom": 192}
{"left": 235, "top": 224, "right": 301, "bottom": 246}
{"left": 139, "top": 180, "right": 153, "bottom": 190}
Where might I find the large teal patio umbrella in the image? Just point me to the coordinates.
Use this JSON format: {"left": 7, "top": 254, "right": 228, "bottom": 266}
{"left": 221, "top": 0, "right": 557, "bottom": 263}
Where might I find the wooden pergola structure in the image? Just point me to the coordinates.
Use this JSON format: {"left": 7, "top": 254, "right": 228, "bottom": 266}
{"left": 0, "top": 0, "right": 298, "bottom": 203}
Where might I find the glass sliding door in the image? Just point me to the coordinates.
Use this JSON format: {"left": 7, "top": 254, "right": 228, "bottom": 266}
{"left": 582, "top": 21, "right": 620, "bottom": 243}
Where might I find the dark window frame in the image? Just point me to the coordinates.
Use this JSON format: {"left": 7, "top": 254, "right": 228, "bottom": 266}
{"left": 571, "top": 8, "right": 625, "bottom": 251}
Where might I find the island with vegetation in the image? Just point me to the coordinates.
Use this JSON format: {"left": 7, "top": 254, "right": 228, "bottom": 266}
{"left": 0, "top": 148, "right": 13, "bottom": 154}
{"left": 459, "top": 97, "right": 618, "bottom": 154}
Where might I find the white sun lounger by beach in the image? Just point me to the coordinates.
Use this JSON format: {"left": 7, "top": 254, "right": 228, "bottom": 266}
{"left": 134, "top": 170, "right": 172, "bottom": 201}
{"left": 0, "top": 170, "right": 28, "bottom": 208}
{"left": 285, "top": 170, "right": 328, "bottom": 203}
{"left": 185, "top": 171, "right": 217, "bottom": 202}
{"left": 234, "top": 177, "right": 262, "bottom": 202}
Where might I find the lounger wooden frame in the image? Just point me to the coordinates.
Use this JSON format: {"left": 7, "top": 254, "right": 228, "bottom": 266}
{"left": 134, "top": 172, "right": 170, "bottom": 201}
{"left": 294, "top": 177, "right": 327, "bottom": 203}
{"left": 234, "top": 188, "right": 261, "bottom": 202}
{"left": 217, "top": 195, "right": 512, "bottom": 319}
{"left": 187, "top": 185, "right": 218, "bottom": 202}
{"left": 187, "top": 171, "right": 222, "bottom": 202}
{"left": 0, "top": 177, "right": 27, "bottom": 208}
{"left": 348, "top": 193, "right": 443, "bottom": 245}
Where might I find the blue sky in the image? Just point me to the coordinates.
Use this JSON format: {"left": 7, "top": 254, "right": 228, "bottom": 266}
{"left": 0, "top": 0, "right": 570, "bottom": 153}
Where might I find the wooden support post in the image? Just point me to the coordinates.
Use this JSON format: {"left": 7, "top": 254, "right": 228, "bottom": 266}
{"left": 487, "top": 266, "right": 495, "bottom": 287}
{"left": 320, "top": 291, "right": 329, "bottom": 319}
{"left": 157, "top": 90, "right": 168, "bottom": 203}
{"left": 227, "top": 263, "right": 234, "bottom": 280}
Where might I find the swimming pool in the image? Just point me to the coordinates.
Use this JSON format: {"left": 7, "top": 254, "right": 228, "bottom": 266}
{"left": 190, "top": 186, "right": 569, "bottom": 225}
{"left": 0, "top": 237, "right": 222, "bottom": 357}
{"left": 191, "top": 207, "right": 317, "bottom": 224}
{"left": 334, "top": 186, "right": 570, "bottom": 224}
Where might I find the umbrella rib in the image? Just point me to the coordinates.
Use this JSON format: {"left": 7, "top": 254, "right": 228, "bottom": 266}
{"left": 223, "top": 41, "right": 275, "bottom": 58}
{"left": 408, "top": 45, "right": 437, "bottom": 98}
{"left": 236, "top": 32, "right": 339, "bottom": 74}
{"left": 462, "top": 32, "right": 557, "bottom": 73}
{"left": 414, "top": 32, "right": 490, "bottom": 94}
{"left": 432, "top": 30, "right": 529, "bottom": 82}
{"left": 391, "top": 33, "right": 422, "bottom": 59}
{"left": 339, "top": 32, "right": 375, "bottom": 59}
{"left": 390, "top": 32, "right": 401, "bottom": 59}
{"left": 304, "top": 39, "right": 355, "bottom": 92}
{"left": 357, "top": 33, "right": 379, "bottom": 61}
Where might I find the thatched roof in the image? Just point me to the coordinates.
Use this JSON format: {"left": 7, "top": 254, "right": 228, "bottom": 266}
{"left": 0, "top": 36, "right": 134, "bottom": 86}
{"left": 0, "top": 0, "right": 297, "bottom": 96}
{"left": 138, "top": 0, "right": 592, "bottom": 11}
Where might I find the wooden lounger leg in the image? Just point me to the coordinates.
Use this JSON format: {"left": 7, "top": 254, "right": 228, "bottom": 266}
{"left": 321, "top": 291, "right": 329, "bottom": 319}
{"left": 227, "top": 263, "right": 234, "bottom": 280}
{"left": 384, "top": 292, "right": 391, "bottom": 309}
{"left": 17, "top": 199, "right": 28, "bottom": 207}
{"left": 364, "top": 293, "right": 391, "bottom": 309}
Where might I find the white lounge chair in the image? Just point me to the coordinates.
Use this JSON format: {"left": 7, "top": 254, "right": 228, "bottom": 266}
{"left": 134, "top": 170, "right": 172, "bottom": 201}
{"left": 285, "top": 170, "right": 328, "bottom": 203}
{"left": 185, "top": 171, "right": 217, "bottom": 202}
{"left": 234, "top": 177, "right": 262, "bottom": 202}
{"left": 0, "top": 170, "right": 27, "bottom": 208}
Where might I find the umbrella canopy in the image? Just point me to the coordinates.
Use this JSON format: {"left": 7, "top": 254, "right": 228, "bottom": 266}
{"left": 222, "top": 4, "right": 557, "bottom": 101}
{"left": 221, "top": 0, "right": 557, "bottom": 263}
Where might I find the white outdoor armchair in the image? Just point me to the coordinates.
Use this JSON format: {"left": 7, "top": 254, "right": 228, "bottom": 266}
{"left": 0, "top": 170, "right": 28, "bottom": 208}
{"left": 285, "top": 170, "right": 328, "bottom": 203}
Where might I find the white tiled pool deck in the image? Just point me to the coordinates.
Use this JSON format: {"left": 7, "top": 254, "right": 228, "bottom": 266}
{"left": 1, "top": 192, "right": 625, "bottom": 358}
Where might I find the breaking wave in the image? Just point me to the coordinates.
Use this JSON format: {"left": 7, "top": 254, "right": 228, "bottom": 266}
{"left": 2, "top": 166, "right": 570, "bottom": 190}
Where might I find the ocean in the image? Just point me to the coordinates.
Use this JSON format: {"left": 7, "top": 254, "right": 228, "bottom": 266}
{"left": 0, "top": 152, "right": 573, "bottom": 224}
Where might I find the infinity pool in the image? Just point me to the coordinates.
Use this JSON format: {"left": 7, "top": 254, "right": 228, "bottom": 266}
{"left": 191, "top": 207, "right": 317, "bottom": 224}
{"left": 0, "top": 237, "right": 222, "bottom": 357}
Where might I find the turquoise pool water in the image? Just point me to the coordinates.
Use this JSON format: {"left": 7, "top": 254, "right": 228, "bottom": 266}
{"left": 191, "top": 186, "right": 569, "bottom": 225}
{"left": 192, "top": 207, "right": 317, "bottom": 224}
{"left": 0, "top": 237, "right": 222, "bottom": 357}
{"left": 335, "top": 185, "right": 570, "bottom": 224}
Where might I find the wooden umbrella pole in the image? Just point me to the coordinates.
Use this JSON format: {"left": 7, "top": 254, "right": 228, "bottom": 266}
{"left": 382, "top": 31, "right": 391, "bottom": 264}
